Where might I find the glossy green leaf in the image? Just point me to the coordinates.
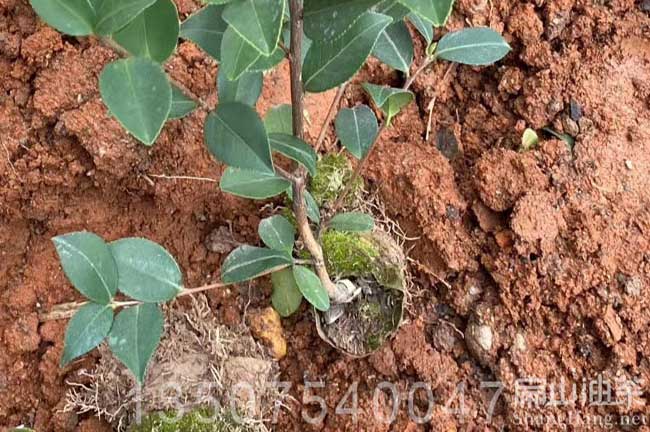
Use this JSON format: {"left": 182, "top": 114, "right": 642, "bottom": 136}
{"left": 221, "top": 245, "right": 292, "bottom": 283}
{"left": 220, "top": 26, "right": 263, "bottom": 80}
{"left": 248, "top": 46, "right": 285, "bottom": 72}
{"left": 217, "top": 71, "right": 263, "bottom": 106}
{"left": 169, "top": 85, "right": 197, "bottom": 119}
{"left": 52, "top": 232, "right": 118, "bottom": 304}
{"left": 435, "top": 27, "right": 511, "bottom": 66}
{"left": 30, "top": 0, "right": 97, "bottom": 36}
{"left": 95, "top": 0, "right": 158, "bottom": 35}
{"left": 223, "top": 0, "right": 285, "bottom": 55}
{"left": 293, "top": 266, "right": 330, "bottom": 311}
{"left": 407, "top": 12, "right": 433, "bottom": 44}
{"left": 373, "top": 20, "right": 413, "bottom": 72}
{"left": 264, "top": 104, "right": 293, "bottom": 135}
{"left": 397, "top": 0, "right": 454, "bottom": 26}
{"left": 110, "top": 238, "right": 183, "bottom": 302}
{"left": 362, "top": 82, "right": 413, "bottom": 125}
{"left": 205, "top": 102, "right": 273, "bottom": 173}
{"left": 107, "top": 303, "right": 163, "bottom": 384}
{"left": 329, "top": 212, "right": 375, "bottom": 232}
{"left": 112, "top": 0, "right": 179, "bottom": 63}
{"left": 99, "top": 58, "right": 171, "bottom": 145}
{"left": 271, "top": 268, "right": 303, "bottom": 317}
{"left": 335, "top": 105, "right": 378, "bottom": 159}
{"left": 269, "top": 133, "right": 317, "bottom": 177}
{"left": 179, "top": 5, "right": 228, "bottom": 61}
{"left": 305, "top": 190, "right": 320, "bottom": 224}
{"left": 303, "top": 0, "right": 382, "bottom": 41}
{"left": 61, "top": 303, "right": 113, "bottom": 366}
{"left": 220, "top": 167, "right": 290, "bottom": 199}
{"left": 375, "top": 0, "right": 410, "bottom": 20}
{"left": 303, "top": 12, "right": 392, "bottom": 93}
{"left": 259, "top": 215, "right": 296, "bottom": 251}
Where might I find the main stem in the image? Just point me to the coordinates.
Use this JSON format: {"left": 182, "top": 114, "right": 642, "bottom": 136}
{"left": 286, "top": 0, "right": 341, "bottom": 302}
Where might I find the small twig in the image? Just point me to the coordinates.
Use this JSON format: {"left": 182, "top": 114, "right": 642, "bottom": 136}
{"left": 425, "top": 63, "right": 455, "bottom": 142}
{"left": 1, "top": 141, "right": 17, "bottom": 177}
{"left": 313, "top": 82, "right": 349, "bottom": 153}
{"left": 147, "top": 173, "right": 219, "bottom": 183}
{"left": 39, "top": 264, "right": 292, "bottom": 322}
{"left": 98, "top": 36, "right": 211, "bottom": 111}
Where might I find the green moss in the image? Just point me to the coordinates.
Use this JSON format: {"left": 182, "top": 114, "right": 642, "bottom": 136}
{"left": 310, "top": 154, "right": 363, "bottom": 207}
{"left": 321, "top": 231, "right": 379, "bottom": 278}
{"left": 129, "top": 408, "right": 252, "bottom": 432}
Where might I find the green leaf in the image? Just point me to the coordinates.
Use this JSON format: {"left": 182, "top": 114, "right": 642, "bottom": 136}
{"left": 222, "top": 0, "right": 285, "bottom": 55}
{"left": 168, "top": 85, "right": 197, "bottom": 119}
{"left": 303, "top": 0, "right": 382, "bottom": 41}
{"left": 407, "top": 12, "right": 433, "bottom": 44}
{"left": 271, "top": 268, "right": 303, "bottom": 317}
{"left": 112, "top": 0, "right": 179, "bottom": 63}
{"left": 259, "top": 215, "right": 296, "bottom": 251}
{"left": 221, "top": 245, "right": 292, "bottom": 283}
{"left": 110, "top": 238, "right": 183, "bottom": 302}
{"left": 30, "top": 0, "right": 97, "bottom": 36}
{"left": 248, "top": 46, "right": 285, "bottom": 72}
{"left": 52, "top": 232, "right": 118, "bottom": 304}
{"left": 264, "top": 104, "right": 293, "bottom": 135}
{"left": 435, "top": 27, "right": 511, "bottom": 66}
{"left": 269, "top": 133, "right": 317, "bottom": 177}
{"left": 99, "top": 57, "right": 171, "bottom": 146}
{"left": 179, "top": 5, "right": 228, "bottom": 61}
{"left": 303, "top": 12, "right": 392, "bottom": 93}
{"left": 293, "top": 266, "right": 330, "bottom": 311}
{"left": 220, "top": 167, "right": 290, "bottom": 199}
{"left": 372, "top": 21, "right": 414, "bottom": 73}
{"left": 335, "top": 105, "right": 378, "bottom": 159}
{"left": 329, "top": 212, "right": 375, "bottom": 232}
{"left": 205, "top": 102, "right": 273, "bottom": 173}
{"left": 61, "top": 303, "right": 113, "bottom": 366}
{"left": 375, "top": 0, "right": 410, "bottom": 21}
{"left": 107, "top": 303, "right": 163, "bottom": 384}
{"left": 397, "top": 0, "right": 454, "bottom": 27}
{"left": 95, "top": 0, "right": 158, "bottom": 35}
{"left": 542, "top": 127, "right": 575, "bottom": 149}
{"left": 217, "top": 71, "right": 263, "bottom": 106}
{"left": 220, "top": 26, "right": 262, "bottom": 80}
{"left": 305, "top": 190, "right": 320, "bottom": 224}
{"left": 362, "top": 83, "right": 414, "bottom": 125}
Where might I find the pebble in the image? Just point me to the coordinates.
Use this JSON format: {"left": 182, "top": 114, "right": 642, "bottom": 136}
{"left": 570, "top": 99, "right": 583, "bottom": 121}
{"left": 562, "top": 116, "right": 580, "bottom": 137}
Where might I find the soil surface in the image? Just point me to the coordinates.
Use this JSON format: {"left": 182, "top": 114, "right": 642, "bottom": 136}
{"left": 1, "top": 0, "right": 650, "bottom": 430}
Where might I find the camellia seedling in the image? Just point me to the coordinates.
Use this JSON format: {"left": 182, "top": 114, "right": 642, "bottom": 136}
{"left": 33, "top": 0, "right": 510, "bottom": 382}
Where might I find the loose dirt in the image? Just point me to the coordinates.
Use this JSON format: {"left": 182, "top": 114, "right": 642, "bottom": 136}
{"left": 1, "top": 0, "right": 649, "bottom": 430}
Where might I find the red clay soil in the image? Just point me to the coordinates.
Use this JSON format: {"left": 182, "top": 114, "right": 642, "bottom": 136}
{"left": 1, "top": 0, "right": 650, "bottom": 430}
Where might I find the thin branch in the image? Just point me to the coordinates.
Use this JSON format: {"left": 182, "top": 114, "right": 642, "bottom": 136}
{"left": 39, "top": 263, "right": 293, "bottom": 322}
{"left": 98, "top": 36, "right": 211, "bottom": 111}
{"left": 288, "top": 0, "right": 304, "bottom": 141}
{"left": 313, "top": 82, "right": 348, "bottom": 153}
{"left": 147, "top": 173, "right": 219, "bottom": 183}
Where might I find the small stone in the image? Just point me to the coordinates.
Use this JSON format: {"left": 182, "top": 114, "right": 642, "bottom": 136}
{"left": 446, "top": 205, "right": 461, "bottom": 221}
{"left": 495, "top": 230, "right": 515, "bottom": 248}
{"left": 641, "top": 0, "right": 650, "bottom": 12}
{"left": 570, "top": 99, "right": 583, "bottom": 121}
{"left": 562, "top": 116, "right": 580, "bottom": 137}
{"left": 625, "top": 160, "right": 633, "bottom": 170}
{"left": 513, "top": 332, "right": 527, "bottom": 352}
{"left": 578, "top": 117, "right": 594, "bottom": 134}
{"left": 248, "top": 307, "right": 287, "bottom": 360}
{"left": 547, "top": 100, "right": 564, "bottom": 116}
{"left": 624, "top": 276, "right": 642, "bottom": 296}
{"left": 476, "top": 325, "right": 493, "bottom": 351}
{"left": 436, "top": 128, "right": 460, "bottom": 160}
{"left": 204, "top": 226, "right": 239, "bottom": 254}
